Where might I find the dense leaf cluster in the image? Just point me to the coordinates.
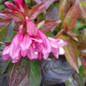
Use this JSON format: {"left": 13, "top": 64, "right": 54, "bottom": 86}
{"left": 0, "top": 0, "right": 86, "bottom": 86}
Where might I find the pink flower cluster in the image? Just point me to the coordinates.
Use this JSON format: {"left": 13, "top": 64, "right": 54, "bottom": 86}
{"left": 2, "top": 19, "right": 67, "bottom": 63}
{"left": 2, "top": 0, "right": 67, "bottom": 63}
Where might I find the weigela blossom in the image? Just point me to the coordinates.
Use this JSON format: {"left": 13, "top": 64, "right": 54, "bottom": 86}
{"left": 2, "top": 0, "right": 67, "bottom": 63}
{"left": 2, "top": 19, "right": 67, "bottom": 63}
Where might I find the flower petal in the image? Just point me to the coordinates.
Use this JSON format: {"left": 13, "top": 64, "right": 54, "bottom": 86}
{"left": 59, "top": 47, "right": 65, "bottom": 55}
{"left": 2, "top": 46, "right": 10, "bottom": 61}
{"left": 48, "top": 37, "right": 59, "bottom": 48}
{"left": 57, "top": 39, "right": 68, "bottom": 47}
{"left": 10, "top": 46, "right": 21, "bottom": 63}
{"left": 26, "top": 18, "right": 37, "bottom": 36}
{"left": 20, "top": 33, "right": 32, "bottom": 50}
{"left": 42, "top": 51, "right": 49, "bottom": 60}
{"left": 12, "top": 29, "right": 23, "bottom": 46}
{"left": 51, "top": 47, "right": 59, "bottom": 59}
{"left": 21, "top": 50, "right": 29, "bottom": 57}
{"left": 27, "top": 47, "right": 38, "bottom": 60}
{"left": 31, "top": 38, "right": 43, "bottom": 43}
{"left": 38, "top": 30, "right": 51, "bottom": 53}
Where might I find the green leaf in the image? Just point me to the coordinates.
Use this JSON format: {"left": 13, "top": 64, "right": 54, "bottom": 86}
{"left": 75, "top": 21, "right": 85, "bottom": 29}
{"left": 0, "top": 59, "right": 11, "bottom": 74}
{"left": 65, "top": 61, "right": 85, "bottom": 86}
{"left": 0, "top": 21, "right": 14, "bottom": 42}
{"left": 0, "top": 58, "right": 11, "bottom": 76}
{"left": 29, "top": 61, "right": 41, "bottom": 86}
{"left": 9, "top": 58, "right": 29, "bottom": 86}
{"left": 0, "top": 44, "right": 11, "bottom": 75}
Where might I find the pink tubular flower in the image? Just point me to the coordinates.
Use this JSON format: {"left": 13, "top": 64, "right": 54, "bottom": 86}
{"left": 20, "top": 19, "right": 51, "bottom": 60}
{"left": 2, "top": 19, "right": 67, "bottom": 63}
{"left": 48, "top": 37, "right": 67, "bottom": 59}
{"left": 26, "top": 18, "right": 37, "bottom": 36}
{"left": 27, "top": 30, "right": 51, "bottom": 60}
{"left": 2, "top": 26, "right": 23, "bottom": 63}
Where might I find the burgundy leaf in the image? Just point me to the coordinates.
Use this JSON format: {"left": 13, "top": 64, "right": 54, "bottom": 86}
{"left": 28, "top": 3, "right": 46, "bottom": 20}
{"left": 40, "top": 57, "right": 74, "bottom": 85}
{"left": 0, "top": 10, "right": 24, "bottom": 22}
{"left": 46, "top": 6, "right": 59, "bottom": 20}
{"left": 28, "top": 0, "right": 55, "bottom": 20}
{"left": 9, "top": 59, "right": 29, "bottom": 86}
{"left": 13, "top": 22, "right": 21, "bottom": 31}
{"left": 42, "top": 20, "right": 61, "bottom": 33}
{"left": 22, "top": 0, "right": 29, "bottom": 15}
{"left": 0, "top": 18, "right": 12, "bottom": 27}
{"left": 34, "top": 0, "right": 55, "bottom": 9}
{"left": 5, "top": 1, "right": 19, "bottom": 11}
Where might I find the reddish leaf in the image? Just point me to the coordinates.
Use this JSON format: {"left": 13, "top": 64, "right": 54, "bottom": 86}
{"left": 22, "top": 0, "right": 29, "bottom": 15}
{"left": 0, "top": 18, "right": 12, "bottom": 27}
{"left": 64, "top": 40, "right": 79, "bottom": 73}
{"left": 56, "top": 33, "right": 70, "bottom": 41}
{"left": 9, "top": 59, "right": 29, "bottom": 86}
{"left": 59, "top": 0, "right": 70, "bottom": 20}
{"left": 34, "top": 0, "right": 55, "bottom": 9}
{"left": 0, "top": 10, "right": 24, "bottom": 22}
{"left": 19, "top": 61, "right": 41, "bottom": 86}
{"left": 28, "top": 3, "right": 46, "bottom": 20}
{"left": 28, "top": 0, "right": 55, "bottom": 20}
{"left": 46, "top": 6, "right": 59, "bottom": 20}
{"left": 42, "top": 20, "right": 61, "bottom": 33}
{"left": 5, "top": 1, "right": 19, "bottom": 11}
{"left": 62, "top": 0, "right": 80, "bottom": 32}
{"left": 13, "top": 22, "right": 21, "bottom": 31}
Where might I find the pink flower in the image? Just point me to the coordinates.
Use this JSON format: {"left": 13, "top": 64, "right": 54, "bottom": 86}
{"left": 2, "top": 0, "right": 67, "bottom": 63}
{"left": 27, "top": 30, "right": 51, "bottom": 60}
{"left": 26, "top": 18, "right": 37, "bottom": 36}
{"left": 2, "top": 19, "right": 67, "bottom": 63}
{"left": 20, "top": 19, "right": 67, "bottom": 60}
{"left": 48, "top": 37, "right": 67, "bottom": 59}
{"left": 2, "top": 26, "right": 23, "bottom": 63}
{"left": 18, "top": 18, "right": 50, "bottom": 60}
